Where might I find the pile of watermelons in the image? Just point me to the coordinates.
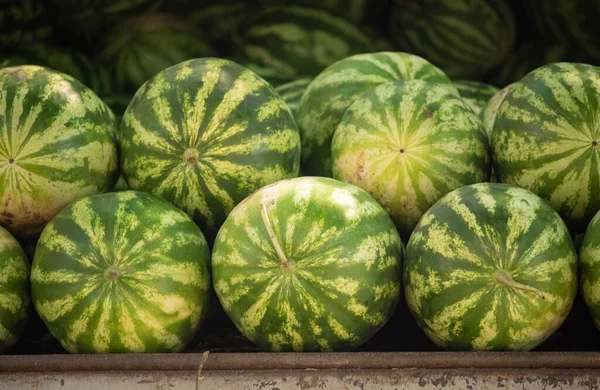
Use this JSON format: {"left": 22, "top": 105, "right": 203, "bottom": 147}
{"left": 2, "top": 0, "right": 600, "bottom": 354}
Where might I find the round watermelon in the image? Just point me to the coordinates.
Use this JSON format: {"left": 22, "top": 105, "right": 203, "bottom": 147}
{"left": 50, "top": 0, "right": 161, "bottom": 46}
{"left": 0, "top": 226, "right": 30, "bottom": 352}
{"left": 31, "top": 191, "right": 211, "bottom": 353}
{"left": 332, "top": 80, "right": 490, "bottom": 239}
{"left": 275, "top": 78, "right": 311, "bottom": 118}
{"left": 389, "top": 0, "right": 516, "bottom": 79}
{"left": 479, "top": 84, "right": 513, "bottom": 142}
{"left": 454, "top": 81, "right": 499, "bottom": 115}
{"left": 119, "top": 58, "right": 301, "bottom": 240}
{"left": 297, "top": 52, "right": 456, "bottom": 177}
{"left": 0, "top": 0, "right": 52, "bottom": 47}
{"left": 580, "top": 210, "right": 600, "bottom": 331}
{"left": 527, "top": 0, "right": 600, "bottom": 62}
{"left": 405, "top": 183, "right": 577, "bottom": 350}
{"left": 10, "top": 45, "right": 112, "bottom": 95}
{"left": 485, "top": 40, "right": 570, "bottom": 87}
{"left": 212, "top": 176, "right": 403, "bottom": 352}
{"left": 0, "top": 65, "right": 118, "bottom": 239}
{"left": 233, "top": 6, "right": 371, "bottom": 80}
{"left": 188, "top": 1, "right": 249, "bottom": 56}
{"left": 493, "top": 62, "right": 600, "bottom": 234}
{"left": 98, "top": 13, "right": 214, "bottom": 93}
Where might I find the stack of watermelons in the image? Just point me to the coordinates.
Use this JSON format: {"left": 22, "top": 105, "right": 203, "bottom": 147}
{"left": 1, "top": 0, "right": 600, "bottom": 355}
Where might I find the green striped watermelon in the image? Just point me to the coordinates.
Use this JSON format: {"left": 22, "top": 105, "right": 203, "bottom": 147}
{"left": 113, "top": 175, "right": 129, "bottom": 191}
{"left": 275, "top": 78, "right": 311, "bottom": 118}
{"left": 527, "top": 0, "right": 600, "bottom": 62}
{"left": 101, "top": 93, "right": 132, "bottom": 127}
{"left": 0, "top": 226, "right": 30, "bottom": 352}
{"left": 297, "top": 52, "right": 455, "bottom": 177}
{"left": 188, "top": 1, "right": 249, "bottom": 56}
{"left": 10, "top": 45, "right": 112, "bottom": 95}
{"left": 120, "top": 58, "right": 301, "bottom": 241}
{"left": 234, "top": 59, "right": 296, "bottom": 87}
{"left": 233, "top": 6, "right": 371, "bottom": 80}
{"left": 389, "top": 0, "right": 516, "bottom": 79}
{"left": 0, "top": 65, "right": 118, "bottom": 239}
{"left": 212, "top": 176, "right": 403, "bottom": 351}
{"left": 50, "top": 0, "right": 161, "bottom": 45}
{"left": 0, "top": 0, "right": 52, "bottom": 47}
{"left": 454, "top": 81, "right": 499, "bottom": 115}
{"left": 479, "top": 84, "right": 512, "bottom": 141}
{"left": 493, "top": 62, "right": 600, "bottom": 234}
{"left": 31, "top": 191, "right": 211, "bottom": 353}
{"left": 264, "top": 0, "right": 388, "bottom": 23}
{"left": 332, "top": 80, "right": 490, "bottom": 239}
{"left": 580, "top": 210, "right": 600, "bottom": 331}
{"left": 98, "top": 13, "right": 214, "bottom": 93}
{"left": 405, "top": 183, "right": 577, "bottom": 350}
{"left": 485, "top": 40, "right": 570, "bottom": 87}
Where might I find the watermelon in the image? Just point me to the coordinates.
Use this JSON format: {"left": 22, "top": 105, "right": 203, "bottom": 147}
{"left": 31, "top": 191, "right": 211, "bottom": 353}
{"left": 233, "top": 6, "right": 371, "bottom": 80}
{"left": 0, "top": 226, "right": 30, "bottom": 352}
{"left": 485, "top": 40, "right": 571, "bottom": 87}
{"left": 188, "top": 1, "right": 249, "bottom": 56}
{"left": 0, "top": 65, "right": 118, "bottom": 239}
{"left": 493, "top": 63, "right": 600, "bottom": 234}
{"left": 527, "top": 0, "right": 600, "bottom": 62}
{"left": 454, "top": 81, "right": 499, "bottom": 115}
{"left": 9, "top": 45, "right": 112, "bottom": 95}
{"left": 332, "top": 80, "right": 490, "bottom": 239}
{"left": 50, "top": 0, "right": 161, "bottom": 46}
{"left": 0, "top": 0, "right": 52, "bottom": 47}
{"left": 263, "top": 0, "right": 389, "bottom": 24}
{"left": 479, "top": 84, "right": 513, "bottom": 142}
{"left": 389, "top": 0, "right": 516, "bottom": 79}
{"left": 98, "top": 13, "right": 214, "bottom": 93}
{"left": 212, "top": 176, "right": 403, "bottom": 351}
{"left": 113, "top": 175, "right": 129, "bottom": 191}
{"left": 101, "top": 93, "right": 132, "bottom": 127}
{"left": 275, "top": 78, "right": 311, "bottom": 118}
{"left": 297, "top": 52, "right": 456, "bottom": 177}
{"left": 580, "top": 210, "right": 600, "bottom": 331}
{"left": 119, "top": 58, "right": 301, "bottom": 241}
{"left": 405, "top": 183, "right": 577, "bottom": 350}
{"left": 235, "top": 59, "right": 296, "bottom": 87}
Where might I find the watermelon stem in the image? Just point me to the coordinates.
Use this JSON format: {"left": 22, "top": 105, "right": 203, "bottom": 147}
{"left": 260, "top": 203, "right": 290, "bottom": 268}
{"left": 493, "top": 271, "right": 545, "bottom": 300}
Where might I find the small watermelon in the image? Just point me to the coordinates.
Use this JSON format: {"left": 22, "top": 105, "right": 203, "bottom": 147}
{"left": 0, "top": 226, "right": 30, "bottom": 352}
{"left": 275, "top": 78, "right": 311, "bottom": 118}
{"left": 98, "top": 13, "right": 214, "bottom": 93}
{"left": 580, "top": 210, "right": 600, "bottom": 332}
{"left": 454, "top": 81, "right": 499, "bottom": 115}
{"left": 297, "top": 52, "right": 455, "bottom": 177}
{"left": 31, "top": 191, "right": 211, "bottom": 353}
{"left": 119, "top": 58, "right": 301, "bottom": 240}
{"left": 332, "top": 80, "right": 490, "bottom": 239}
{"left": 212, "top": 176, "right": 403, "bottom": 351}
{"left": 389, "top": 0, "right": 516, "bottom": 79}
{"left": 0, "top": 65, "right": 118, "bottom": 239}
{"left": 405, "top": 183, "right": 577, "bottom": 350}
{"left": 233, "top": 6, "right": 371, "bottom": 80}
{"left": 493, "top": 63, "right": 600, "bottom": 234}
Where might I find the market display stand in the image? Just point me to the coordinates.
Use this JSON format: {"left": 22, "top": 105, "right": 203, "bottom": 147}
{"left": 1, "top": 352, "right": 600, "bottom": 389}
